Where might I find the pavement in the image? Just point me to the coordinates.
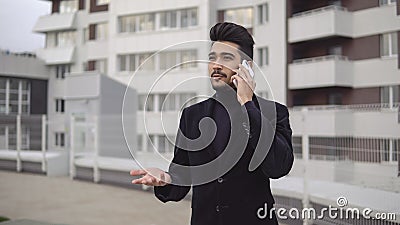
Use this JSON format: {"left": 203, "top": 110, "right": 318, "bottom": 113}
{"left": 0, "top": 171, "right": 191, "bottom": 225}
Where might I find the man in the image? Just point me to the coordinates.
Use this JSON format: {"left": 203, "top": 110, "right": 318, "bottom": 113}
{"left": 130, "top": 22, "right": 294, "bottom": 225}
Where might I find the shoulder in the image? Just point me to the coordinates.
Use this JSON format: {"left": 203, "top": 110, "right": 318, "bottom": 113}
{"left": 180, "top": 97, "right": 214, "bottom": 116}
{"left": 255, "top": 96, "right": 289, "bottom": 119}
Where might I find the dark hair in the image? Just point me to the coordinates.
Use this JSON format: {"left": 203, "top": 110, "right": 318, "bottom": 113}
{"left": 209, "top": 22, "right": 255, "bottom": 60}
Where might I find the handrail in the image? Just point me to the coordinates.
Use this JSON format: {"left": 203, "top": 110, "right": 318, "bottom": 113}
{"left": 290, "top": 103, "right": 400, "bottom": 112}
{"left": 292, "top": 55, "right": 349, "bottom": 64}
{"left": 292, "top": 5, "right": 348, "bottom": 18}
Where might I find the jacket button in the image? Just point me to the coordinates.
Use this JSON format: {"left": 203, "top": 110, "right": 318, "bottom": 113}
{"left": 217, "top": 178, "right": 224, "bottom": 183}
{"left": 216, "top": 205, "right": 220, "bottom": 212}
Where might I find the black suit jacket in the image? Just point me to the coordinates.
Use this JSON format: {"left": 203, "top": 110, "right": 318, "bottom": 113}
{"left": 155, "top": 94, "right": 294, "bottom": 225}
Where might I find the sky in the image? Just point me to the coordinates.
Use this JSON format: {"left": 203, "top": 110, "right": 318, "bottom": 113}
{"left": 0, "top": 0, "right": 51, "bottom": 53}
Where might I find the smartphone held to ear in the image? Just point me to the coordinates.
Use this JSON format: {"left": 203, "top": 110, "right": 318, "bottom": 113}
{"left": 233, "top": 60, "right": 255, "bottom": 87}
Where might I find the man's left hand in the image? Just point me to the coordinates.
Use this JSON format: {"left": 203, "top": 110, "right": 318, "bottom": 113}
{"left": 231, "top": 64, "right": 256, "bottom": 105}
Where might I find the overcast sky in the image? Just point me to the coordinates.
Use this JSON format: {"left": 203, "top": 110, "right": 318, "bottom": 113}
{"left": 0, "top": 0, "right": 51, "bottom": 53}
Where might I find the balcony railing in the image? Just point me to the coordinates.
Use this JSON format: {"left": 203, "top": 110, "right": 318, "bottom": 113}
{"left": 290, "top": 103, "right": 400, "bottom": 112}
{"left": 292, "top": 55, "right": 348, "bottom": 64}
{"left": 292, "top": 5, "right": 348, "bottom": 18}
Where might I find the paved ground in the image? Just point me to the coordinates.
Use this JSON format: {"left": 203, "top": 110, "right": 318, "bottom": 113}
{"left": 0, "top": 171, "right": 191, "bottom": 225}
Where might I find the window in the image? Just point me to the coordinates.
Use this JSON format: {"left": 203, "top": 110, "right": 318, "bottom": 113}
{"left": 224, "top": 7, "right": 253, "bottom": 28}
{"left": 55, "top": 132, "right": 65, "bottom": 147}
{"left": 60, "top": 0, "right": 78, "bottom": 13}
{"left": 56, "top": 64, "right": 71, "bottom": 79}
{"left": 57, "top": 31, "right": 76, "bottom": 47}
{"left": 160, "top": 11, "right": 178, "bottom": 30}
{"left": 257, "top": 47, "right": 269, "bottom": 66}
{"left": 139, "top": 94, "right": 154, "bottom": 111}
{"left": 181, "top": 8, "right": 198, "bottom": 28}
{"left": 257, "top": 3, "right": 269, "bottom": 24}
{"left": 380, "top": 86, "right": 399, "bottom": 106}
{"left": 0, "top": 78, "right": 30, "bottom": 115}
{"left": 380, "top": 0, "right": 397, "bottom": 6}
{"left": 47, "top": 31, "right": 76, "bottom": 48}
{"left": 159, "top": 50, "right": 197, "bottom": 70}
{"left": 94, "top": 59, "right": 107, "bottom": 74}
{"left": 381, "top": 32, "right": 398, "bottom": 57}
{"left": 118, "top": 8, "right": 198, "bottom": 33}
{"left": 118, "top": 53, "right": 155, "bottom": 72}
{"left": 96, "top": 0, "right": 110, "bottom": 5}
{"left": 95, "top": 23, "right": 108, "bottom": 40}
{"left": 55, "top": 99, "right": 65, "bottom": 113}
{"left": 138, "top": 93, "right": 196, "bottom": 112}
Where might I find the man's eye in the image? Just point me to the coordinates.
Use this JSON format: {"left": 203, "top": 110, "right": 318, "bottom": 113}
{"left": 223, "top": 56, "right": 233, "bottom": 61}
{"left": 209, "top": 56, "right": 216, "bottom": 61}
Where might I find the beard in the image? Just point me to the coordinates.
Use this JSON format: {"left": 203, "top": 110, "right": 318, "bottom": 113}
{"left": 210, "top": 70, "right": 236, "bottom": 91}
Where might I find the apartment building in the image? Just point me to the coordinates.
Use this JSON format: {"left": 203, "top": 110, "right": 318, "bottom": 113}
{"left": 29, "top": 0, "right": 400, "bottom": 224}
{"left": 32, "top": 0, "right": 286, "bottom": 160}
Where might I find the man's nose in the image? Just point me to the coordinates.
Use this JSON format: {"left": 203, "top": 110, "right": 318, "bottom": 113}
{"left": 212, "top": 61, "right": 223, "bottom": 70}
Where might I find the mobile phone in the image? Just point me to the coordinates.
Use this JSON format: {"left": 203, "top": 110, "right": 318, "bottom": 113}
{"left": 233, "top": 60, "right": 254, "bottom": 87}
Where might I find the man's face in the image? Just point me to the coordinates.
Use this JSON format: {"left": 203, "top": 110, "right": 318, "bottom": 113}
{"left": 208, "top": 41, "right": 241, "bottom": 91}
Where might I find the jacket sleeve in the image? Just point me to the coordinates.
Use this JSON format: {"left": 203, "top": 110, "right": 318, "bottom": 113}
{"left": 243, "top": 101, "right": 294, "bottom": 179}
{"left": 154, "top": 108, "right": 191, "bottom": 202}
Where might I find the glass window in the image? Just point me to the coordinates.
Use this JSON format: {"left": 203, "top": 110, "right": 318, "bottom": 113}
{"left": 118, "top": 55, "right": 127, "bottom": 71}
{"left": 158, "top": 94, "right": 167, "bottom": 111}
{"left": 189, "top": 8, "right": 198, "bottom": 27}
{"left": 96, "top": 0, "right": 110, "bottom": 5}
{"left": 96, "top": 23, "right": 108, "bottom": 40}
{"left": 0, "top": 78, "right": 6, "bottom": 89}
{"left": 56, "top": 99, "right": 65, "bottom": 113}
{"left": 381, "top": 32, "right": 398, "bottom": 57}
{"left": 138, "top": 14, "right": 155, "bottom": 32}
{"left": 160, "top": 11, "right": 178, "bottom": 30}
{"left": 160, "top": 51, "right": 177, "bottom": 70}
{"left": 57, "top": 31, "right": 76, "bottom": 47}
{"left": 56, "top": 64, "right": 71, "bottom": 79}
{"left": 138, "top": 53, "right": 155, "bottom": 70}
{"left": 60, "top": 0, "right": 78, "bottom": 13}
{"left": 257, "top": 47, "right": 268, "bottom": 66}
{"left": 139, "top": 94, "right": 154, "bottom": 111}
{"left": 380, "top": 0, "right": 397, "bottom": 5}
{"left": 163, "top": 93, "right": 176, "bottom": 111}
{"left": 181, "top": 50, "right": 197, "bottom": 69}
{"left": 46, "top": 33, "right": 57, "bottom": 48}
{"left": 225, "top": 7, "right": 253, "bottom": 28}
{"left": 257, "top": 3, "right": 268, "bottom": 24}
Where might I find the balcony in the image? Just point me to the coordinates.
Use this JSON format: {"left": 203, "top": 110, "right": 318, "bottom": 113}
{"left": 33, "top": 12, "right": 77, "bottom": 33}
{"left": 36, "top": 46, "right": 75, "bottom": 65}
{"left": 289, "top": 6, "right": 352, "bottom": 43}
{"left": 289, "top": 103, "right": 400, "bottom": 137}
{"left": 289, "top": 55, "right": 353, "bottom": 89}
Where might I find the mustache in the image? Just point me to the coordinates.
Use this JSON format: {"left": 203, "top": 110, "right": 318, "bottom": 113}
{"left": 211, "top": 70, "right": 227, "bottom": 77}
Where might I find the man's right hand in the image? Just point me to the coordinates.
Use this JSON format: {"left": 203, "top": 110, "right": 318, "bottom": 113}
{"left": 130, "top": 167, "right": 171, "bottom": 186}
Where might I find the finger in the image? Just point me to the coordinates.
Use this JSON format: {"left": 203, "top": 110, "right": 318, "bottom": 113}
{"left": 130, "top": 169, "right": 147, "bottom": 176}
{"left": 132, "top": 177, "right": 145, "bottom": 184}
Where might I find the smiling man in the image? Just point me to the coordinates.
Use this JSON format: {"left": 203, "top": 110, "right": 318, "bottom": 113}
{"left": 130, "top": 22, "right": 294, "bottom": 225}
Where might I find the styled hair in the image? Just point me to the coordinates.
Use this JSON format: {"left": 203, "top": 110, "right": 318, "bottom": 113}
{"left": 209, "top": 22, "right": 255, "bottom": 60}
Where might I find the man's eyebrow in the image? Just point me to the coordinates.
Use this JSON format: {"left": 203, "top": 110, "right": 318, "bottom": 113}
{"left": 208, "top": 52, "right": 235, "bottom": 57}
{"left": 220, "top": 52, "right": 235, "bottom": 58}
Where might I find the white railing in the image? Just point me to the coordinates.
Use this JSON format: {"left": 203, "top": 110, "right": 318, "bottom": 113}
{"left": 292, "top": 5, "right": 348, "bottom": 18}
{"left": 292, "top": 136, "right": 399, "bottom": 164}
{"left": 292, "top": 55, "right": 349, "bottom": 64}
{"left": 290, "top": 103, "right": 400, "bottom": 112}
